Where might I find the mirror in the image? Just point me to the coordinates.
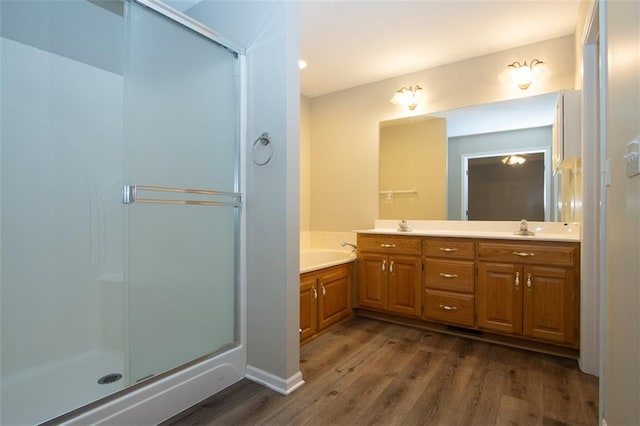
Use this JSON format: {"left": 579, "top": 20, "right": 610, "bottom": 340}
{"left": 379, "top": 93, "right": 558, "bottom": 221}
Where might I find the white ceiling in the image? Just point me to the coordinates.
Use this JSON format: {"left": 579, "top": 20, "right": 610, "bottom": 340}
{"left": 299, "top": 0, "right": 581, "bottom": 97}
{"left": 169, "top": 1, "right": 581, "bottom": 98}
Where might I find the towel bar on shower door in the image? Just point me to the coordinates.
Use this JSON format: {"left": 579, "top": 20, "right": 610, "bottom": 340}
{"left": 122, "top": 184, "right": 242, "bottom": 207}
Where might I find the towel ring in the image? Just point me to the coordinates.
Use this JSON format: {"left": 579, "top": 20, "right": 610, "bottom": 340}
{"left": 251, "top": 132, "right": 273, "bottom": 166}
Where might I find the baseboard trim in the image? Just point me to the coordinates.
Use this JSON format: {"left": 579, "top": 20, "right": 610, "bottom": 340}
{"left": 245, "top": 365, "right": 305, "bottom": 395}
{"left": 355, "top": 309, "right": 580, "bottom": 359}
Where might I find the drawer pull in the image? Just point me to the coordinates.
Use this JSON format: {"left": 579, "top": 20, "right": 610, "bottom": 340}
{"left": 527, "top": 273, "right": 532, "bottom": 289}
{"left": 439, "top": 247, "right": 458, "bottom": 253}
{"left": 321, "top": 285, "right": 326, "bottom": 296}
{"left": 512, "top": 251, "right": 535, "bottom": 257}
{"left": 439, "top": 304, "right": 458, "bottom": 311}
{"left": 381, "top": 243, "right": 396, "bottom": 248}
{"left": 390, "top": 260, "right": 394, "bottom": 273}
{"left": 439, "top": 273, "right": 458, "bottom": 279}
{"left": 313, "top": 288, "right": 317, "bottom": 300}
{"left": 515, "top": 271, "right": 520, "bottom": 288}
{"left": 382, "top": 260, "right": 386, "bottom": 272}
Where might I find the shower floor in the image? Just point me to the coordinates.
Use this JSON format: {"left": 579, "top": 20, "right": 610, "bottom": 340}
{"left": 2, "top": 349, "right": 124, "bottom": 425}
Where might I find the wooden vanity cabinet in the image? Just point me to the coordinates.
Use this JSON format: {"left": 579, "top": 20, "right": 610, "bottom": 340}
{"left": 476, "top": 240, "right": 579, "bottom": 347}
{"left": 300, "top": 263, "right": 353, "bottom": 344}
{"left": 299, "top": 274, "right": 318, "bottom": 342}
{"left": 357, "top": 234, "right": 422, "bottom": 317}
{"left": 355, "top": 232, "right": 581, "bottom": 356}
{"left": 422, "top": 238, "right": 475, "bottom": 327}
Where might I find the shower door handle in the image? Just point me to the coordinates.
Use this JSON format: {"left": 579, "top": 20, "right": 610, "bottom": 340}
{"left": 123, "top": 184, "right": 242, "bottom": 207}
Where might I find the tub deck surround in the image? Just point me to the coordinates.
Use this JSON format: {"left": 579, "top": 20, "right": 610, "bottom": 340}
{"left": 298, "top": 242, "right": 358, "bottom": 345}
{"left": 357, "top": 220, "right": 581, "bottom": 242}
{"left": 299, "top": 250, "right": 356, "bottom": 274}
{"left": 299, "top": 260, "right": 355, "bottom": 344}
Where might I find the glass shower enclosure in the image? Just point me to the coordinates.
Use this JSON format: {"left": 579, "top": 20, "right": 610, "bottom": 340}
{"left": 0, "top": 1, "right": 241, "bottom": 424}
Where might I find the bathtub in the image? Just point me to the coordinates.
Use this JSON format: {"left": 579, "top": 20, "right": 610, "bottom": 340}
{"left": 300, "top": 249, "right": 356, "bottom": 274}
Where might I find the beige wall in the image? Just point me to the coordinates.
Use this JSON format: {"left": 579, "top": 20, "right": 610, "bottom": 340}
{"left": 601, "top": 0, "right": 640, "bottom": 423}
{"left": 307, "top": 35, "right": 575, "bottom": 231}
{"left": 379, "top": 117, "right": 446, "bottom": 219}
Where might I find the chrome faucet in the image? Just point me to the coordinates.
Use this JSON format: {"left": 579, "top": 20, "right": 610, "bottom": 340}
{"left": 515, "top": 219, "right": 535, "bottom": 236}
{"left": 398, "top": 219, "right": 412, "bottom": 232}
{"left": 341, "top": 241, "right": 357, "bottom": 253}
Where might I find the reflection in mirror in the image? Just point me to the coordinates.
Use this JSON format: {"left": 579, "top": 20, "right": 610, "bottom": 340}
{"left": 379, "top": 116, "right": 446, "bottom": 220}
{"left": 378, "top": 93, "right": 559, "bottom": 221}
{"left": 466, "top": 152, "right": 545, "bottom": 221}
{"left": 452, "top": 126, "right": 552, "bottom": 221}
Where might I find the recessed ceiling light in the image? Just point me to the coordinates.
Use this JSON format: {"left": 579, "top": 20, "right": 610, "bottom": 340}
{"left": 298, "top": 59, "right": 307, "bottom": 70}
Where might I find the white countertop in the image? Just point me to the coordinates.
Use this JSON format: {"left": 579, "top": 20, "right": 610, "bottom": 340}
{"left": 356, "top": 220, "right": 581, "bottom": 242}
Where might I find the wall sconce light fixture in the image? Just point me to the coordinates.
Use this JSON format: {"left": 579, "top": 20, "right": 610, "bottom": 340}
{"left": 508, "top": 59, "right": 543, "bottom": 90}
{"left": 390, "top": 85, "right": 422, "bottom": 110}
{"left": 501, "top": 154, "right": 527, "bottom": 166}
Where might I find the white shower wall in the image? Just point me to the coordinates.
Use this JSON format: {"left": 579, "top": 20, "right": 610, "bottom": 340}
{"left": 0, "top": 35, "right": 125, "bottom": 424}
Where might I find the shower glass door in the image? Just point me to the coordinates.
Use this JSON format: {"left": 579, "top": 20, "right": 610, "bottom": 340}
{"left": 123, "top": 1, "right": 240, "bottom": 384}
{"left": 1, "top": 0, "right": 240, "bottom": 423}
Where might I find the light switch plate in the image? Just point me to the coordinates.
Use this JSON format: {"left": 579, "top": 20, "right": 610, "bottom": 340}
{"left": 625, "top": 136, "right": 640, "bottom": 178}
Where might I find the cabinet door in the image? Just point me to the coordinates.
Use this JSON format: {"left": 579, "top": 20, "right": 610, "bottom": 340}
{"left": 388, "top": 255, "right": 422, "bottom": 317}
{"left": 318, "top": 265, "right": 352, "bottom": 330}
{"left": 477, "top": 262, "right": 523, "bottom": 335}
{"left": 523, "top": 265, "right": 578, "bottom": 346}
{"left": 299, "top": 274, "right": 317, "bottom": 342}
{"left": 357, "top": 252, "right": 388, "bottom": 310}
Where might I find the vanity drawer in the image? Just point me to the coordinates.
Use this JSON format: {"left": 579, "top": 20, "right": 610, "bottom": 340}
{"left": 424, "top": 259, "right": 474, "bottom": 293}
{"left": 423, "top": 290, "right": 474, "bottom": 327}
{"left": 357, "top": 234, "right": 422, "bottom": 255}
{"left": 477, "top": 241, "right": 578, "bottom": 267}
{"left": 423, "top": 238, "right": 475, "bottom": 260}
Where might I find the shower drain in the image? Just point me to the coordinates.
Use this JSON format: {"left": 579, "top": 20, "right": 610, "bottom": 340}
{"left": 97, "top": 373, "right": 123, "bottom": 385}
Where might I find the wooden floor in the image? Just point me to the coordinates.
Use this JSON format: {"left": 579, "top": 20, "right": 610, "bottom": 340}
{"left": 164, "top": 318, "right": 598, "bottom": 426}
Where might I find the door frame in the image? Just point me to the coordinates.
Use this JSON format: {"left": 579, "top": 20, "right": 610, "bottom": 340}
{"left": 579, "top": 0, "right": 606, "bottom": 420}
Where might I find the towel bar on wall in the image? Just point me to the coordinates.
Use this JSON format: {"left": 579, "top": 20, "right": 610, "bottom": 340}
{"left": 379, "top": 189, "right": 418, "bottom": 195}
